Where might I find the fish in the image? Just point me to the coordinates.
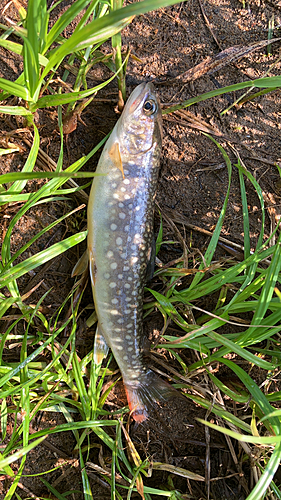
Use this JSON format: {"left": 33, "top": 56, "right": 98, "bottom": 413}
{"left": 87, "top": 82, "right": 176, "bottom": 422}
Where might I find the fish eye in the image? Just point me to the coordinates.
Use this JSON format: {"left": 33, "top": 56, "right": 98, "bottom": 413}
{"left": 143, "top": 99, "right": 157, "bottom": 115}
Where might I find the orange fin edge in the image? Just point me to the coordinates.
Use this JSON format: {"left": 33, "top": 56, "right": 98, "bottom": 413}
{"left": 124, "top": 370, "right": 179, "bottom": 422}
{"left": 108, "top": 141, "right": 124, "bottom": 179}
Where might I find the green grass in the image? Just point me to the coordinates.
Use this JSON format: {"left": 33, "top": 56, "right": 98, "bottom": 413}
{"left": 1, "top": 0, "right": 281, "bottom": 499}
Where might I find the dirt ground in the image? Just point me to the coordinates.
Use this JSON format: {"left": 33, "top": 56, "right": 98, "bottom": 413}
{"left": 1, "top": 0, "right": 281, "bottom": 499}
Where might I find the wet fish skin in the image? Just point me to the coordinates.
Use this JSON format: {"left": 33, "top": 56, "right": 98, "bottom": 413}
{"left": 88, "top": 82, "right": 173, "bottom": 421}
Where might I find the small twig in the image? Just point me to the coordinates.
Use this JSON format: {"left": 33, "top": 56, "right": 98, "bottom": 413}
{"left": 16, "top": 482, "right": 40, "bottom": 500}
{"left": 244, "top": 154, "right": 281, "bottom": 169}
{"left": 198, "top": 0, "right": 221, "bottom": 49}
{"left": 163, "top": 208, "right": 273, "bottom": 266}
{"left": 215, "top": 391, "right": 251, "bottom": 495}
{"left": 22, "top": 257, "right": 59, "bottom": 296}
{"left": 29, "top": 426, "right": 69, "bottom": 459}
{"left": 52, "top": 459, "right": 80, "bottom": 488}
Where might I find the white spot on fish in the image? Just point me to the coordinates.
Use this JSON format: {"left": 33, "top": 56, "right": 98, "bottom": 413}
{"left": 123, "top": 266, "right": 130, "bottom": 271}
{"left": 118, "top": 273, "right": 123, "bottom": 279}
{"left": 131, "top": 256, "right": 138, "bottom": 264}
{"left": 109, "top": 282, "right": 116, "bottom": 288}
{"left": 125, "top": 335, "right": 132, "bottom": 340}
{"left": 123, "top": 355, "right": 128, "bottom": 360}
{"left": 124, "top": 179, "right": 130, "bottom": 185}
{"left": 110, "top": 309, "right": 119, "bottom": 315}
{"left": 112, "top": 298, "right": 118, "bottom": 304}
{"left": 110, "top": 262, "right": 117, "bottom": 270}
{"left": 128, "top": 204, "right": 133, "bottom": 209}
{"left": 131, "top": 245, "right": 137, "bottom": 251}
{"left": 116, "top": 345, "right": 123, "bottom": 351}
{"left": 124, "top": 194, "right": 130, "bottom": 200}
{"left": 112, "top": 183, "right": 117, "bottom": 188}
{"left": 125, "top": 297, "right": 132, "bottom": 302}
{"left": 111, "top": 223, "right": 117, "bottom": 230}
{"left": 124, "top": 309, "right": 131, "bottom": 314}
{"left": 113, "top": 193, "right": 119, "bottom": 199}
{"left": 104, "top": 273, "right": 110, "bottom": 279}
{"left": 120, "top": 187, "right": 126, "bottom": 193}
{"left": 120, "top": 253, "right": 127, "bottom": 259}
{"left": 119, "top": 212, "right": 126, "bottom": 219}
{"left": 127, "top": 323, "right": 133, "bottom": 328}
{"left": 124, "top": 283, "right": 130, "bottom": 289}
{"left": 118, "top": 202, "right": 124, "bottom": 208}
{"left": 124, "top": 225, "right": 130, "bottom": 232}
{"left": 116, "top": 237, "right": 123, "bottom": 246}
{"left": 128, "top": 347, "right": 133, "bottom": 351}
{"left": 107, "top": 251, "right": 113, "bottom": 258}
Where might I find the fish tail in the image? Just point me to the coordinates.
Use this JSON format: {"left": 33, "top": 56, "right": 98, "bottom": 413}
{"left": 124, "top": 370, "right": 178, "bottom": 423}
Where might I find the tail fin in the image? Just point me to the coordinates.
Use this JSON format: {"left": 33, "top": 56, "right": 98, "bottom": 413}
{"left": 124, "top": 370, "right": 178, "bottom": 423}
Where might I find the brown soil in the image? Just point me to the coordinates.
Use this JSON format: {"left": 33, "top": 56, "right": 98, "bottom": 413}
{"left": 1, "top": 0, "right": 281, "bottom": 499}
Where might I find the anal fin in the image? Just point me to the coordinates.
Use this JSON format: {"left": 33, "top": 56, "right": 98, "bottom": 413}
{"left": 94, "top": 323, "right": 109, "bottom": 365}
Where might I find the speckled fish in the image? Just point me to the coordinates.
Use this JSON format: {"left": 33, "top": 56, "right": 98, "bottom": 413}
{"left": 87, "top": 82, "right": 174, "bottom": 422}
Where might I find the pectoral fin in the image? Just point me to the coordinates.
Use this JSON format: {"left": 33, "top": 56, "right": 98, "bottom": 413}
{"left": 108, "top": 141, "right": 124, "bottom": 179}
{"left": 94, "top": 323, "right": 109, "bottom": 365}
{"left": 89, "top": 249, "right": 97, "bottom": 287}
{"left": 145, "top": 235, "right": 156, "bottom": 282}
{"left": 72, "top": 249, "right": 89, "bottom": 277}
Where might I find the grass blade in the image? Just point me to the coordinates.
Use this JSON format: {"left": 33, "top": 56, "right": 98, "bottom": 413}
{"left": 23, "top": 0, "right": 41, "bottom": 99}
{"left": 0, "top": 231, "right": 87, "bottom": 288}
{"left": 0, "top": 437, "right": 46, "bottom": 469}
{"left": 189, "top": 137, "right": 232, "bottom": 289}
{"left": 0, "top": 78, "right": 29, "bottom": 100}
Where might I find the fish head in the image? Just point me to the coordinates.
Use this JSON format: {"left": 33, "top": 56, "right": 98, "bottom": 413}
{"left": 117, "top": 82, "right": 162, "bottom": 156}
